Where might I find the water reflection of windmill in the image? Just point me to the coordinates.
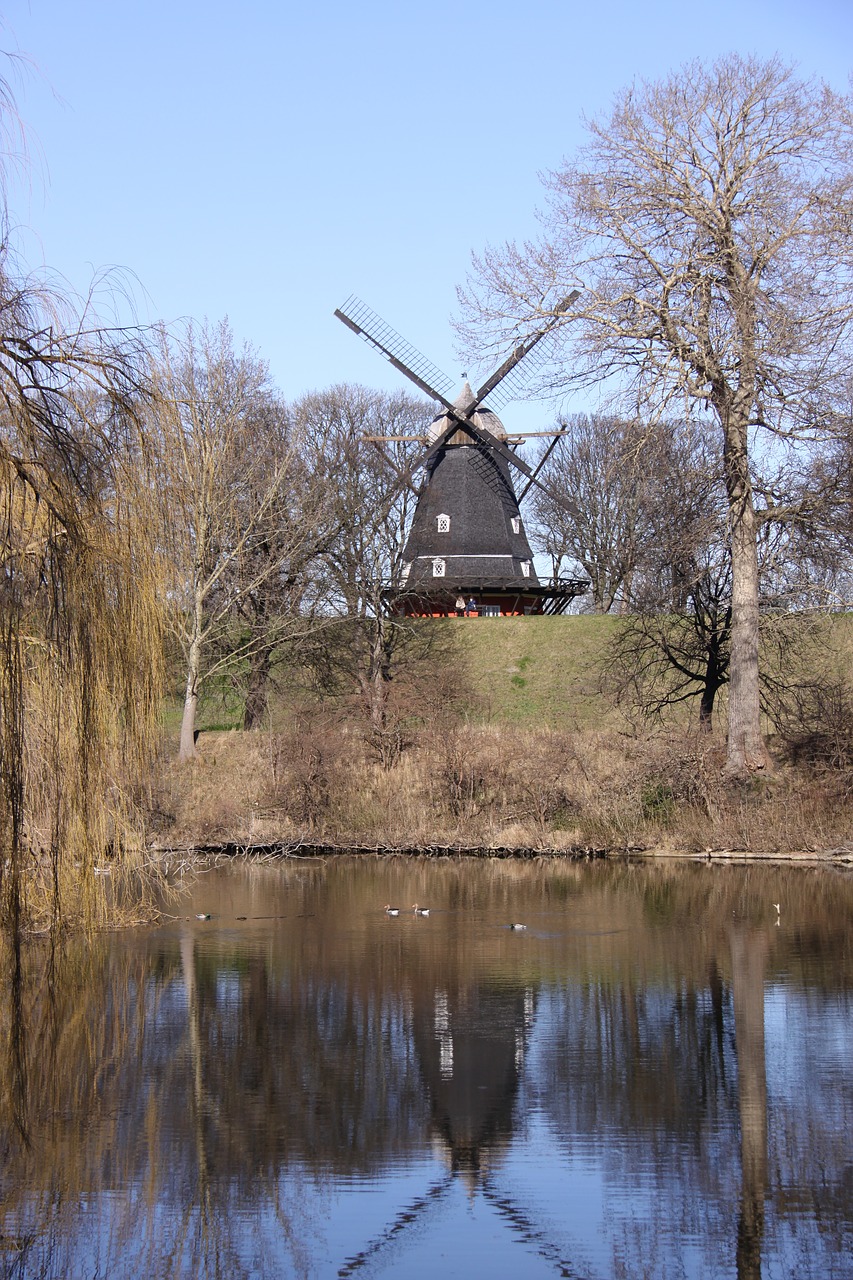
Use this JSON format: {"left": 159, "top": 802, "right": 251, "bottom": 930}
{"left": 416, "top": 982, "right": 535, "bottom": 1179}
{"left": 334, "top": 296, "right": 588, "bottom": 617}
{"left": 338, "top": 981, "right": 576, "bottom": 1278}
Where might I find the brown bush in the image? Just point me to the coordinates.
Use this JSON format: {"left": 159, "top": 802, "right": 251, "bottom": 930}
{"left": 262, "top": 722, "right": 360, "bottom": 830}
{"left": 153, "top": 716, "right": 853, "bottom": 856}
{"left": 770, "top": 675, "right": 853, "bottom": 771}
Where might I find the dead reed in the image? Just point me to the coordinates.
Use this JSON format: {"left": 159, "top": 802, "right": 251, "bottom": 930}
{"left": 150, "top": 720, "right": 853, "bottom": 857}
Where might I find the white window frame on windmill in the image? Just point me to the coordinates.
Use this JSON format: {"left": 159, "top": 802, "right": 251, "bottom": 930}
{"left": 521, "top": 560, "right": 531, "bottom": 578}
{"left": 436, "top": 513, "right": 450, "bottom": 533}
{"left": 511, "top": 517, "right": 521, "bottom": 535}
{"left": 432, "top": 558, "right": 446, "bottom": 577}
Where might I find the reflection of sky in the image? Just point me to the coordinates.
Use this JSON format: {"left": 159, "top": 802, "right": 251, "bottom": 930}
{"left": 764, "top": 984, "right": 853, "bottom": 1093}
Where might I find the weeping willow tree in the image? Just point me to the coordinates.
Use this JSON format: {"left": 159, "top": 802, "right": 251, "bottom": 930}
{"left": 0, "top": 247, "right": 164, "bottom": 931}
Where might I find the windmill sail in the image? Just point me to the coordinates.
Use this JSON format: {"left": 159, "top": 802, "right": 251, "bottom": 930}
{"left": 334, "top": 296, "right": 456, "bottom": 406}
{"left": 473, "top": 291, "right": 580, "bottom": 411}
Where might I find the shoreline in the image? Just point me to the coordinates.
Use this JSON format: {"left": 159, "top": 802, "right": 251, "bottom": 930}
{"left": 150, "top": 839, "right": 853, "bottom": 867}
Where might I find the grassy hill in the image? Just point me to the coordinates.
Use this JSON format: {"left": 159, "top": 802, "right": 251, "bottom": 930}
{"left": 158, "top": 611, "right": 853, "bottom": 855}
{"left": 451, "top": 615, "right": 622, "bottom": 729}
{"left": 178, "top": 609, "right": 853, "bottom": 740}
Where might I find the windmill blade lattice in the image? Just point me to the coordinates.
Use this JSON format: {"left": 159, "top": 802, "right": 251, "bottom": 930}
{"left": 337, "top": 1173, "right": 454, "bottom": 1276}
{"left": 335, "top": 296, "right": 457, "bottom": 406}
{"left": 474, "top": 291, "right": 580, "bottom": 411}
{"left": 477, "top": 332, "right": 560, "bottom": 411}
{"left": 481, "top": 1178, "right": 583, "bottom": 1278}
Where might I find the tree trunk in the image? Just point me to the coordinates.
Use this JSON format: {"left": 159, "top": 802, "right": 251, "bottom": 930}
{"left": 178, "top": 646, "right": 200, "bottom": 763}
{"left": 243, "top": 646, "right": 272, "bottom": 730}
{"left": 698, "top": 682, "right": 717, "bottom": 732}
{"left": 367, "top": 618, "right": 390, "bottom": 734}
{"left": 722, "top": 418, "right": 769, "bottom": 778}
{"left": 178, "top": 589, "right": 204, "bottom": 762}
{"left": 698, "top": 630, "right": 727, "bottom": 732}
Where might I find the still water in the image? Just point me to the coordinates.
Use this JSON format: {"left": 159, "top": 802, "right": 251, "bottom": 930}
{"left": 2, "top": 857, "right": 853, "bottom": 1279}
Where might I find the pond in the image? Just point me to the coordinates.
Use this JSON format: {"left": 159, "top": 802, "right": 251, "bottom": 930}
{"left": 1, "top": 856, "right": 852, "bottom": 1278}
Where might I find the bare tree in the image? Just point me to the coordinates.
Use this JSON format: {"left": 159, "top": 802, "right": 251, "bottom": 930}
{"left": 150, "top": 321, "right": 321, "bottom": 762}
{"left": 229, "top": 396, "right": 339, "bottom": 730}
{"left": 458, "top": 55, "right": 853, "bottom": 779}
{"left": 756, "top": 429, "right": 853, "bottom": 611}
{"left": 605, "top": 558, "right": 732, "bottom": 731}
{"left": 530, "top": 415, "right": 648, "bottom": 612}
{"left": 294, "top": 384, "right": 434, "bottom": 756}
{"left": 530, "top": 414, "right": 716, "bottom": 613}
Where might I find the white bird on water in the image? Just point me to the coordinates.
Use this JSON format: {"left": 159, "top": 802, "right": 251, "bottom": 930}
{"left": 384, "top": 904, "right": 400, "bottom": 916}
{"left": 509, "top": 923, "right": 527, "bottom": 931}
{"left": 412, "top": 904, "right": 430, "bottom": 916}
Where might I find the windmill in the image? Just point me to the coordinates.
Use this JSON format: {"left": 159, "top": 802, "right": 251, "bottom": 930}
{"left": 334, "top": 296, "right": 588, "bottom": 617}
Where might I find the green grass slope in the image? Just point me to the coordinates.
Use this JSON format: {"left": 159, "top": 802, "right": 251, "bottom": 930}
{"left": 453, "top": 614, "right": 623, "bottom": 729}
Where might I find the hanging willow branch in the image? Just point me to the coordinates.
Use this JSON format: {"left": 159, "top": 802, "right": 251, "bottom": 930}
{"left": 0, "top": 250, "right": 164, "bottom": 932}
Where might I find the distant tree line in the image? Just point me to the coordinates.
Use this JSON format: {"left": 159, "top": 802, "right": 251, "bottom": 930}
{"left": 526, "top": 409, "right": 853, "bottom": 734}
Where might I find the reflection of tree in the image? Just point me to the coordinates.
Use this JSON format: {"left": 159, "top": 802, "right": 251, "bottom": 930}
{"left": 730, "top": 927, "right": 768, "bottom": 1280}
{"left": 166, "top": 947, "right": 428, "bottom": 1185}
{"left": 0, "top": 932, "right": 428, "bottom": 1276}
{"left": 540, "top": 973, "right": 736, "bottom": 1152}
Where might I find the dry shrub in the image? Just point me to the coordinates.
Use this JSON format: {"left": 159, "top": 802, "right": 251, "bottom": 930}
{"left": 159, "top": 734, "right": 258, "bottom": 843}
{"left": 159, "top": 720, "right": 364, "bottom": 844}
{"left": 634, "top": 734, "right": 720, "bottom": 817}
{"left": 502, "top": 732, "right": 587, "bottom": 831}
{"left": 525, "top": 729, "right": 725, "bottom": 849}
{"left": 769, "top": 675, "right": 853, "bottom": 770}
{"left": 155, "top": 714, "right": 853, "bottom": 856}
{"left": 429, "top": 726, "right": 509, "bottom": 821}
{"left": 263, "top": 721, "right": 361, "bottom": 831}
{"left": 362, "top": 629, "right": 481, "bottom": 770}
{"left": 337, "top": 754, "right": 437, "bottom": 844}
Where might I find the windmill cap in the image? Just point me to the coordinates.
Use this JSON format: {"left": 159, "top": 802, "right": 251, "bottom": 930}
{"left": 427, "top": 382, "right": 505, "bottom": 442}
{"left": 454, "top": 381, "right": 476, "bottom": 412}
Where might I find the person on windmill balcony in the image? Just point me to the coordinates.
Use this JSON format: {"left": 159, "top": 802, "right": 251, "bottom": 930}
{"left": 455, "top": 595, "right": 465, "bottom": 617}
{"left": 466, "top": 597, "right": 477, "bottom": 617}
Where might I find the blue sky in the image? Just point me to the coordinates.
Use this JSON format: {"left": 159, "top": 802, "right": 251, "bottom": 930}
{"left": 3, "top": 0, "right": 852, "bottom": 428}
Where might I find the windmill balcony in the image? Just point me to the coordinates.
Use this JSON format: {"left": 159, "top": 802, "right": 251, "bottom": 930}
{"left": 382, "top": 576, "right": 588, "bottom": 618}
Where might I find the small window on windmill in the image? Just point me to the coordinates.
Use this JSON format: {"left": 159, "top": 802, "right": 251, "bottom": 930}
{"left": 511, "top": 517, "right": 521, "bottom": 535}
{"left": 437, "top": 513, "right": 450, "bottom": 533}
{"left": 432, "top": 558, "right": 446, "bottom": 577}
{"left": 521, "top": 560, "right": 531, "bottom": 578}
{"left": 401, "top": 561, "right": 411, "bottom": 582}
